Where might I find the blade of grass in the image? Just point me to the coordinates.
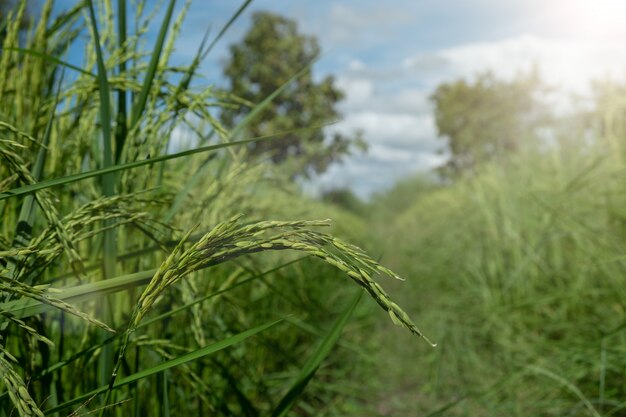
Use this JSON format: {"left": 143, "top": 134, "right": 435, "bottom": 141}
{"left": 527, "top": 365, "right": 601, "bottom": 417}
{"left": 86, "top": 0, "right": 117, "bottom": 391}
{"left": 1, "top": 269, "right": 156, "bottom": 319}
{"left": 0, "top": 257, "right": 309, "bottom": 388}
{"left": 167, "top": 0, "right": 252, "bottom": 111}
{"left": 160, "top": 370, "right": 170, "bottom": 417}
{"left": 202, "top": 0, "right": 253, "bottom": 59}
{"left": 25, "top": 275, "right": 257, "bottom": 382}
{"left": 129, "top": 0, "right": 176, "bottom": 130}
{"left": 86, "top": 0, "right": 114, "bottom": 183}
{"left": 0, "top": 253, "right": 308, "bottom": 321}
{"left": 44, "top": 317, "right": 285, "bottom": 414}
{"left": 167, "top": 59, "right": 321, "bottom": 219}
{"left": 85, "top": 0, "right": 117, "bottom": 280}
{"left": 270, "top": 290, "right": 363, "bottom": 417}
{"left": 5, "top": 47, "right": 95, "bottom": 78}
{"left": 114, "top": 0, "right": 128, "bottom": 163}
{"left": 46, "top": 0, "right": 86, "bottom": 36}
{"left": 213, "top": 360, "right": 258, "bottom": 417}
{"left": 284, "top": 317, "right": 369, "bottom": 359}
{"left": 0, "top": 124, "right": 332, "bottom": 201}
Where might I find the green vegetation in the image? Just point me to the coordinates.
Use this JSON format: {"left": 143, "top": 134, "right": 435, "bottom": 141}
{"left": 1, "top": 1, "right": 626, "bottom": 416}
{"left": 0, "top": 2, "right": 424, "bottom": 416}
{"left": 431, "top": 70, "right": 549, "bottom": 177}
{"left": 353, "top": 76, "right": 626, "bottom": 415}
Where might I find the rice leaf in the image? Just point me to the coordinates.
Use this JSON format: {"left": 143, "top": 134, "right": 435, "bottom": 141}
{"left": 271, "top": 290, "right": 363, "bottom": 417}
{"left": 5, "top": 47, "right": 95, "bottom": 78}
{"left": 0, "top": 128, "right": 316, "bottom": 201}
{"left": 129, "top": 0, "right": 176, "bottom": 130}
{"left": 114, "top": 0, "right": 128, "bottom": 163}
{"left": 44, "top": 317, "right": 285, "bottom": 414}
{"left": 202, "top": 0, "right": 253, "bottom": 59}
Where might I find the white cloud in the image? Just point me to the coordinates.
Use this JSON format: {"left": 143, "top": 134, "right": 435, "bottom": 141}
{"left": 333, "top": 111, "right": 439, "bottom": 150}
{"left": 309, "top": 147, "right": 446, "bottom": 199}
{"left": 386, "top": 90, "right": 432, "bottom": 114}
{"left": 406, "top": 34, "right": 626, "bottom": 94}
{"left": 336, "top": 77, "right": 374, "bottom": 107}
{"left": 348, "top": 59, "right": 366, "bottom": 71}
{"left": 336, "top": 77, "right": 431, "bottom": 115}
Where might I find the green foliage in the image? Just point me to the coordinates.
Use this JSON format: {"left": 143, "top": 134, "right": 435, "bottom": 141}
{"left": 220, "top": 11, "right": 365, "bottom": 178}
{"left": 270, "top": 290, "right": 362, "bottom": 417}
{"left": 369, "top": 174, "right": 439, "bottom": 220}
{"left": 320, "top": 188, "right": 366, "bottom": 216}
{"left": 431, "top": 70, "right": 549, "bottom": 177}
{"left": 0, "top": 2, "right": 422, "bottom": 416}
{"left": 589, "top": 78, "right": 626, "bottom": 147}
{"left": 363, "top": 137, "right": 626, "bottom": 416}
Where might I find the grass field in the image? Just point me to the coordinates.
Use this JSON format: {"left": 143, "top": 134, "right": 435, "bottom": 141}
{"left": 357, "top": 142, "right": 626, "bottom": 416}
{"left": 1, "top": 1, "right": 626, "bottom": 416}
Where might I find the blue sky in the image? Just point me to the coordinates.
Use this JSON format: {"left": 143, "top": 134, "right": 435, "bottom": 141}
{"left": 56, "top": 0, "right": 626, "bottom": 198}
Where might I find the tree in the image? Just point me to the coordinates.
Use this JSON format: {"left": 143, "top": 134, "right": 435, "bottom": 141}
{"left": 221, "top": 11, "right": 364, "bottom": 178}
{"left": 430, "top": 71, "right": 549, "bottom": 177}
{"left": 321, "top": 187, "right": 366, "bottom": 215}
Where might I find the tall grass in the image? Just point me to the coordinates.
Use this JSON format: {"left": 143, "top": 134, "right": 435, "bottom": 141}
{"left": 368, "top": 136, "right": 626, "bottom": 416}
{"left": 0, "top": 1, "right": 425, "bottom": 416}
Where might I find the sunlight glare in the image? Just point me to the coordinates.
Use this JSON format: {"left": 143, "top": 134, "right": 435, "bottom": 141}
{"left": 552, "top": 0, "right": 626, "bottom": 42}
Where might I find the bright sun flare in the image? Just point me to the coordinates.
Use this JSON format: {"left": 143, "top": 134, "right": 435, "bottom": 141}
{"left": 550, "top": 0, "right": 626, "bottom": 42}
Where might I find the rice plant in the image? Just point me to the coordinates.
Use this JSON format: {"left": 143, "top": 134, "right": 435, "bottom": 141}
{"left": 0, "top": 1, "right": 427, "bottom": 416}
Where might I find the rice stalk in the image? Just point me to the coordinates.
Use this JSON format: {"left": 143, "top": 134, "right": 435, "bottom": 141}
{"left": 0, "top": 1, "right": 427, "bottom": 415}
{"left": 0, "top": 312, "right": 54, "bottom": 348}
{"left": 0, "top": 276, "right": 114, "bottom": 333}
{"left": 0, "top": 351, "right": 44, "bottom": 417}
{"left": 0, "top": 130, "right": 85, "bottom": 282}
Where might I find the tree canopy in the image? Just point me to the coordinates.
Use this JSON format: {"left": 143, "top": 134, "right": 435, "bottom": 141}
{"left": 431, "top": 71, "right": 549, "bottom": 177}
{"left": 220, "top": 11, "right": 364, "bottom": 178}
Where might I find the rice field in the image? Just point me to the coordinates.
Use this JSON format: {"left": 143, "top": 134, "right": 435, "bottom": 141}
{"left": 0, "top": 2, "right": 425, "bottom": 415}
{"left": 2, "top": 1, "right": 626, "bottom": 417}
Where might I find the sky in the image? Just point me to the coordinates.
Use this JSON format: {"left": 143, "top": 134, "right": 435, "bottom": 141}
{"left": 56, "top": 0, "right": 626, "bottom": 198}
